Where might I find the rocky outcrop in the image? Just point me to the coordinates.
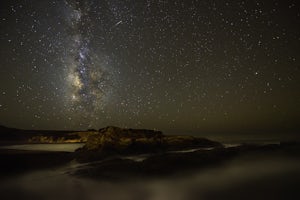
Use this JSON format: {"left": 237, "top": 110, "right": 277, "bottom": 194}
{"left": 162, "top": 135, "right": 221, "bottom": 150}
{"left": 79, "top": 126, "right": 163, "bottom": 156}
{"left": 73, "top": 142, "right": 300, "bottom": 180}
{"left": 76, "top": 126, "right": 222, "bottom": 161}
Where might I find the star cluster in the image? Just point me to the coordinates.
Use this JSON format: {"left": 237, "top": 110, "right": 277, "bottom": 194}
{"left": 0, "top": 0, "right": 299, "bottom": 135}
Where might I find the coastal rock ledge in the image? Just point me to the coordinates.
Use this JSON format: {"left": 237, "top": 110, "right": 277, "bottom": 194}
{"left": 76, "top": 126, "right": 222, "bottom": 161}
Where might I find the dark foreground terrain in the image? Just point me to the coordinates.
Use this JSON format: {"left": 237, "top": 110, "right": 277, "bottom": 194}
{"left": 0, "top": 126, "right": 300, "bottom": 200}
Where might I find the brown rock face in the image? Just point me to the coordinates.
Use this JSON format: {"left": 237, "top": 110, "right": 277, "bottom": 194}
{"left": 84, "top": 126, "right": 163, "bottom": 151}
{"left": 76, "top": 126, "right": 222, "bottom": 162}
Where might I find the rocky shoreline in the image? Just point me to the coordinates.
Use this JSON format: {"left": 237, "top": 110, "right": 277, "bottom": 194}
{"left": 1, "top": 125, "right": 300, "bottom": 181}
{"left": 71, "top": 141, "right": 300, "bottom": 180}
{"left": 75, "top": 126, "right": 223, "bottom": 162}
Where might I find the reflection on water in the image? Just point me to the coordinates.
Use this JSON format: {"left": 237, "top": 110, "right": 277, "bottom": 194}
{"left": 0, "top": 143, "right": 85, "bottom": 152}
{"left": 0, "top": 153, "right": 299, "bottom": 200}
{"left": 122, "top": 154, "right": 150, "bottom": 162}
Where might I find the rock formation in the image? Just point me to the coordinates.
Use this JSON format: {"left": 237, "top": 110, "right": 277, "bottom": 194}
{"left": 76, "top": 126, "right": 222, "bottom": 161}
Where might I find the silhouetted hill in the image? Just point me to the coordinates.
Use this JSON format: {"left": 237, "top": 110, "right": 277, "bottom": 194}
{"left": 0, "top": 125, "right": 19, "bottom": 132}
{"left": 0, "top": 125, "right": 85, "bottom": 144}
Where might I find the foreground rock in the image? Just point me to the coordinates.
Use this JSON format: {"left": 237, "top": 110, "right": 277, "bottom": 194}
{"left": 72, "top": 142, "right": 300, "bottom": 180}
{"left": 75, "top": 126, "right": 222, "bottom": 162}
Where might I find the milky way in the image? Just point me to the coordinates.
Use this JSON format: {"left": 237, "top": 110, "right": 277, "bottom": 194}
{"left": 63, "top": 0, "right": 116, "bottom": 125}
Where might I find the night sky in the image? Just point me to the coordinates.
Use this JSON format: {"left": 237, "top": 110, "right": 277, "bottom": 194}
{"left": 0, "top": 0, "right": 299, "bottom": 135}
